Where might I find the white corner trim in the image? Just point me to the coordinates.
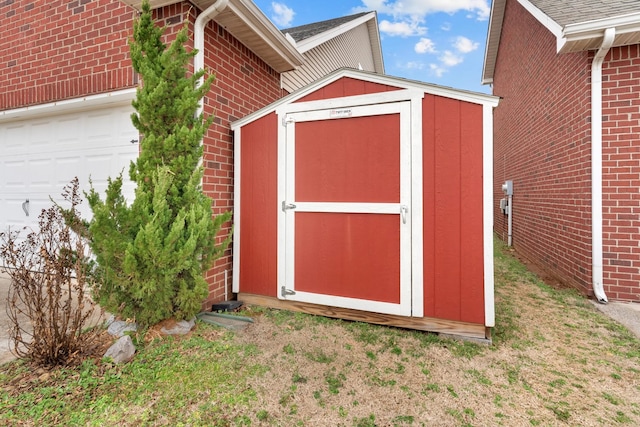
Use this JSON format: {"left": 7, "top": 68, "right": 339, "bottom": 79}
{"left": 232, "top": 127, "right": 242, "bottom": 294}
{"left": 0, "top": 88, "right": 137, "bottom": 123}
{"left": 483, "top": 103, "right": 496, "bottom": 327}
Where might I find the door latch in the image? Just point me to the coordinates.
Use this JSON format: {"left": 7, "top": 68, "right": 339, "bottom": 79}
{"left": 22, "top": 199, "right": 29, "bottom": 217}
{"left": 281, "top": 201, "right": 297, "bottom": 211}
{"left": 281, "top": 286, "right": 296, "bottom": 297}
{"left": 400, "top": 205, "right": 408, "bottom": 224}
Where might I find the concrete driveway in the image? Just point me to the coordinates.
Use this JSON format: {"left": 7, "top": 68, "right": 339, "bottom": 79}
{"left": 0, "top": 271, "right": 17, "bottom": 365}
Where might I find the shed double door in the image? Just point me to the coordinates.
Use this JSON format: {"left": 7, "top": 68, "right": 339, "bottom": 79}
{"left": 280, "top": 101, "right": 413, "bottom": 316}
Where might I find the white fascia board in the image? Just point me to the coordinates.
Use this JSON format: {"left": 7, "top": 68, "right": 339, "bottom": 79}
{"left": 294, "top": 12, "right": 378, "bottom": 54}
{"left": 562, "top": 12, "right": 640, "bottom": 49}
{"left": 0, "top": 88, "right": 137, "bottom": 123}
{"left": 481, "top": 0, "right": 506, "bottom": 85}
{"left": 516, "top": 0, "right": 564, "bottom": 52}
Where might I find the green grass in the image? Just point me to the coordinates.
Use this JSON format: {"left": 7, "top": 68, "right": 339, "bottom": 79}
{"left": 3, "top": 236, "right": 640, "bottom": 426}
{"left": 0, "top": 327, "right": 265, "bottom": 426}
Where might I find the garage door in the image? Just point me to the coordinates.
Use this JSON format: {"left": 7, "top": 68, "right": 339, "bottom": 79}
{"left": 0, "top": 102, "right": 139, "bottom": 238}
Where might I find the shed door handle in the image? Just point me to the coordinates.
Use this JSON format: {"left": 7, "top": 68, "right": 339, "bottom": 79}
{"left": 22, "top": 199, "right": 29, "bottom": 217}
{"left": 400, "top": 205, "right": 407, "bottom": 224}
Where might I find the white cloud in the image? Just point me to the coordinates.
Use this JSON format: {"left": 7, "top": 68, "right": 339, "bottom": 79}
{"left": 454, "top": 36, "right": 479, "bottom": 53}
{"left": 429, "top": 63, "right": 447, "bottom": 77}
{"left": 440, "top": 50, "right": 463, "bottom": 67}
{"left": 356, "top": 0, "right": 490, "bottom": 21}
{"left": 271, "top": 2, "right": 295, "bottom": 27}
{"left": 415, "top": 38, "right": 437, "bottom": 54}
{"left": 404, "top": 61, "right": 426, "bottom": 70}
{"left": 379, "top": 19, "right": 427, "bottom": 37}
{"left": 440, "top": 22, "right": 452, "bottom": 31}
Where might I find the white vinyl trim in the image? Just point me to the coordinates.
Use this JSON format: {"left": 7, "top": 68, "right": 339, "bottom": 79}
{"left": 0, "top": 89, "right": 137, "bottom": 123}
{"left": 410, "top": 94, "right": 424, "bottom": 318}
{"left": 277, "top": 89, "right": 421, "bottom": 116}
{"left": 287, "top": 291, "right": 411, "bottom": 316}
{"left": 232, "top": 127, "right": 242, "bottom": 294}
{"left": 294, "top": 202, "right": 402, "bottom": 214}
{"left": 483, "top": 103, "right": 496, "bottom": 327}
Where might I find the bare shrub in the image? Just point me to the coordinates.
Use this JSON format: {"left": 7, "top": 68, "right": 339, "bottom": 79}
{"left": 0, "top": 178, "right": 104, "bottom": 367}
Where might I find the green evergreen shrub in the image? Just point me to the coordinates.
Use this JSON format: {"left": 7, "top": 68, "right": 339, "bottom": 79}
{"left": 86, "top": 0, "right": 231, "bottom": 326}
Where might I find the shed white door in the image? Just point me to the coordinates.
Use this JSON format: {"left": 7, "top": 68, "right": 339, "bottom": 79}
{"left": 0, "top": 104, "right": 138, "bottom": 237}
{"left": 280, "top": 101, "right": 412, "bottom": 316}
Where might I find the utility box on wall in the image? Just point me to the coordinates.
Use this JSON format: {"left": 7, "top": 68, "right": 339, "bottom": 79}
{"left": 231, "top": 69, "right": 499, "bottom": 341}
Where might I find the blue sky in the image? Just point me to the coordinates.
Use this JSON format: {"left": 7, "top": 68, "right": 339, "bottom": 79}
{"left": 252, "top": 0, "right": 492, "bottom": 94}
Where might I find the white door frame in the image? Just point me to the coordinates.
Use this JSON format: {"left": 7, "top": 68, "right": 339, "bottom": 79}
{"left": 275, "top": 90, "right": 424, "bottom": 316}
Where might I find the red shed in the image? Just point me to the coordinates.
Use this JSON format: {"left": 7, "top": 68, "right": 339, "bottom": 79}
{"left": 231, "top": 69, "right": 499, "bottom": 341}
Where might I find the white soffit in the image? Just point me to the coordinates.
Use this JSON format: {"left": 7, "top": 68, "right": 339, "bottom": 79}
{"left": 120, "top": 0, "right": 303, "bottom": 72}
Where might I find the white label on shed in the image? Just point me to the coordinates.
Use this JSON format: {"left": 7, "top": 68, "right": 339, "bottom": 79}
{"left": 329, "top": 108, "right": 352, "bottom": 119}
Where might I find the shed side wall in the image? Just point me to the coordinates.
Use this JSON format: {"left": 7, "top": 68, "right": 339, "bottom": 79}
{"left": 238, "top": 112, "right": 279, "bottom": 297}
{"left": 422, "top": 94, "right": 485, "bottom": 324}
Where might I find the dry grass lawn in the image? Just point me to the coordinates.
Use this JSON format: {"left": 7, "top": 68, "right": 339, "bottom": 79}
{"left": 1, "top": 238, "right": 639, "bottom": 426}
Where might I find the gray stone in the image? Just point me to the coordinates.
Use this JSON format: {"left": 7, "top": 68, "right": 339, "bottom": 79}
{"left": 103, "top": 335, "right": 136, "bottom": 364}
{"left": 161, "top": 318, "right": 196, "bottom": 335}
{"left": 107, "top": 320, "right": 138, "bottom": 337}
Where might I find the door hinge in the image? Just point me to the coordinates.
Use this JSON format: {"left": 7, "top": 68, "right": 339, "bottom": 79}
{"left": 281, "top": 201, "right": 296, "bottom": 211}
{"left": 281, "top": 286, "right": 296, "bottom": 297}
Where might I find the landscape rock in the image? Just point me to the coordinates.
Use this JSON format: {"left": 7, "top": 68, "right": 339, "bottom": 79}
{"left": 107, "top": 320, "right": 138, "bottom": 337}
{"left": 103, "top": 335, "right": 136, "bottom": 364}
{"left": 161, "top": 318, "right": 196, "bottom": 335}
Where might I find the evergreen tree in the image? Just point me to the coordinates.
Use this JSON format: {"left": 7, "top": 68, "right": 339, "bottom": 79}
{"left": 86, "top": 0, "right": 231, "bottom": 326}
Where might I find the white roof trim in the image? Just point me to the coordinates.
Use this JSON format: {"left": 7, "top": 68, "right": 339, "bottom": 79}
{"left": 562, "top": 11, "right": 640, "bottom": 46}
{"left": 120, "top": 0, "right": 303, "bottom": 72}
{"left": 516, "top": 0, "right": 564, "bottom": 51}
{"left": 232, "top": 68, "right": 499, "bottom": 129}
{"left": 293, "top": 12, "right": 377, "bottom": 54}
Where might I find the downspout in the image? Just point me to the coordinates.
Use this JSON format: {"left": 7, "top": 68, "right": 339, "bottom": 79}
{"left": 194, "top": 0, "right": 230, "bottom": 118}
{"left": 591, "top": 27, "right": 615, "bottom": 304}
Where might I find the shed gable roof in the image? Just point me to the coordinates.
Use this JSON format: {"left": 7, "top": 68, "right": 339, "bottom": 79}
{"left": 232, "top": 68, "right": 499, "bottom": 130}
{"left": 482, "top": 0, "right": 640, "bottom": 84}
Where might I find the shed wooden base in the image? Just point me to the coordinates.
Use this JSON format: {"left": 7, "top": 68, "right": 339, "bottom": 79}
{"left": 238, "top": 293, "right": 492, "bottom": 343}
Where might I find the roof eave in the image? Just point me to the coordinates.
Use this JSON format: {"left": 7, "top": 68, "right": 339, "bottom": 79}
{"left": 560, "top": 12, "right": 640, "bottom": 53}
{"left": 481, "top": 0, "right": 505, "bottom": 85}
{"left": 119, "top": 0, "right": 304, "bottom": 73}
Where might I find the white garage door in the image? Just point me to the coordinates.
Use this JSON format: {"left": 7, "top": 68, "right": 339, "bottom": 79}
{"left": 0, "top": 99, "right": 139, "bottom": 238}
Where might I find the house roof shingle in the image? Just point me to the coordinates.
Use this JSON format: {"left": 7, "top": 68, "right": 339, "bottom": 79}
{"left": 282, "top": 12, "right": 370, "bottom": 42}
{"left": 529, "top": 0, "right": 640, "bottom": 27}
{"left": 482, "top": 0, "right": 640, "bottom": 84}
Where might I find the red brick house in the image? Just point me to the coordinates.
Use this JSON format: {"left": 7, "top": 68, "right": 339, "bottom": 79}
{"left": 0, "top": 0, "right": 382, "bottom": 309}
{"left": 483, "top": 0, "right": 640, "bottom": 302}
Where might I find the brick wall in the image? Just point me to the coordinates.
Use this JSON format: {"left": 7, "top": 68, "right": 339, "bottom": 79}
{"left": 601, "top": 44, "right": 640, "bottom": 301}
{"left": 199, "top": 19, "right": 284, "bottom": 308}
{"left": 492, "top": 0, "right": 594, "bottom": 295}
{"left": 0, "top": 0, "right": 138, "bottom": 109}
{"left": 1, "top": 0, "right": 285, "bottom": 308}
